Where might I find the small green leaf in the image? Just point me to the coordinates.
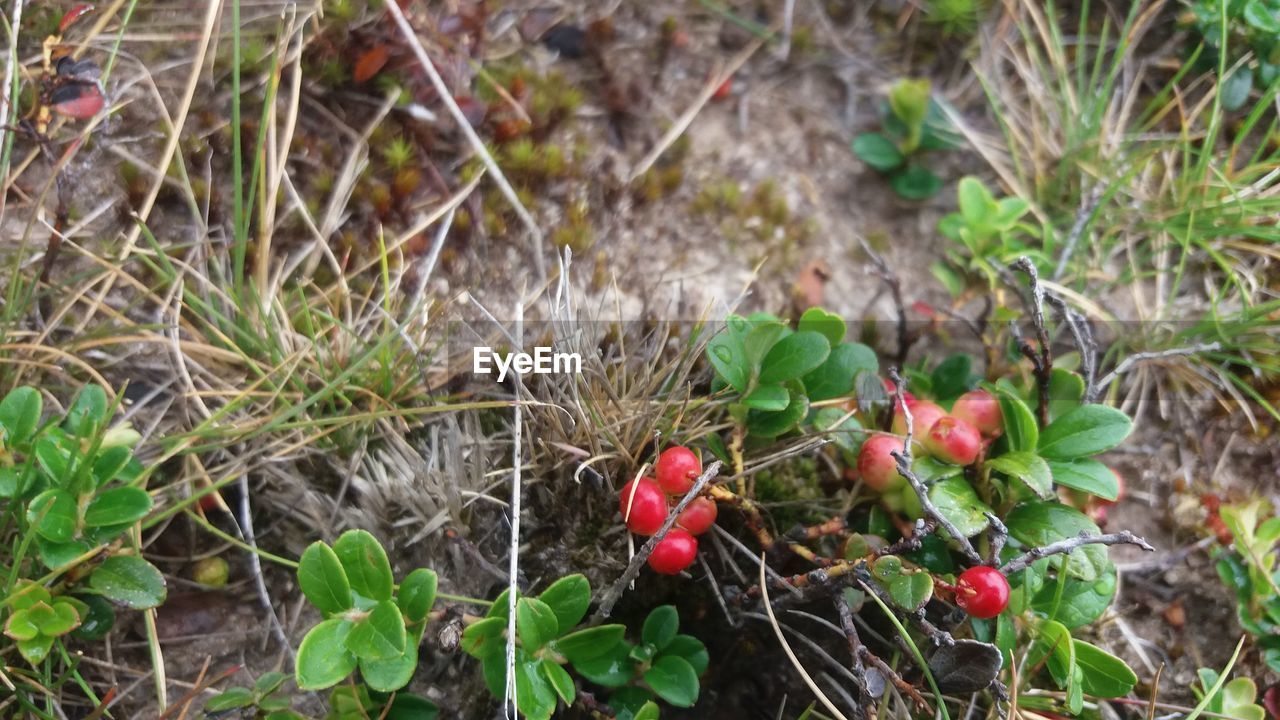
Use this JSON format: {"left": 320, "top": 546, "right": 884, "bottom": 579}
{"left": 298, "top": 542, "right": 352, "bottom": 615}
{"left": 0, "top": 386, "right": 42, "bottom": 445}
{"left": 89, "top": 555, "right": 167, "bottom": 609}
{"left": 17, "top": 635, "right": 55, "bottom": 664}
{"left": 745, "top": 381, "right": 809, "bottom": 437}
{"left": 5, "top": 609, "right": 39, "bottom": 641}
{"left": 1006, "top": 502, "right": 1110, "bottom": 582}
{"left": 643, "top": 654, "right": 700, "bottom": 707}
{"left": 957, "top": 176, "right": 997, "bottom": 227}
{"left": 69, "top": 594, "right": 114, "bottom": 641}
{"left": 663, "top": 634, "right": 709, "bottom": 675}
{"left": 1037, "top": 404, "right": 1132, "bottom": 460}
{"left": 537, "top": 574, "right": 591, "bottom": 631}
{"left": 515, "top": 659, "right": 557, "bottom": 720}
{"left": 554, "top": 624, "right": 626, "bottom": 663}
{"left": 743, "top": 320, "right": 789, "bottom": 369}
{"left": 995, "top": 388, "right": 1038, "bottom": 452}
{"left": 642, "top": 605, "right": 679, "bottom": 650}
{"left": 758, "top": 332, "right": 830, "bottom": 385}
{"left": 741, "top": 384, "right": 789, "bottom": 411}
{"left": 1030, "top": 566, "right": 1116, "bottom": 629}
{"left": 360, "top": 637, "right": 417, "bottom": 692}
{"left": 541, "top": 660, "right": 576, "bottom": 705}
{"left": 930, "top": 354, "right": 977, "bottom": 403}
{"left": 27, "top": 489, "right": 77, "bottom": 543}
{"left": 332, "top": 530, "right": 394, "bottom": 602}
{"left": 803, "top": 342, "right": 877, "bottom": 402}
{"left": 82, "top": 486, "right": 153, "bottom": 527}
{"left": 461, "top": 616, "right": 506, "bottom": 658}
{"left": 35, "top": 600, "right": 80, "bottom": 636}
{"left": 571, "top": 640, "right": 635, "bottom": 687}
{"left": 1047, "top": 458, "right": 1120, "bottom": 500}
{"left": 1072, "top": 639, "right": 1136, "bottom": 697}
{"left": 64, "top": 386, "right": 109, "bottom": 436}
{"left": 397, "top": 568, "right": 438, "bottom": 623}
{"left": 706, "top": 330, "right": 749, "bottom": 392}
{"left": 852, "top": 132, "right": 905, "bottom": 171}
{"left": 254, "top": 671, "right": 289, "bottom": 695}
{"left": 929, "top": 478, "right": 992, "bottom": 537}
{"left": 344, "top": 600, "right": 406, "bottom": 660}
{"left": 296, "top": 619, "right": 357, "bottom": 690}
{"left": 34, "top": 432, "right": 72, "bottom": 482}
{"left": 1221, "top": 66, "right": 1254, "bottom": 111}
{"left": 890, "top": 166, "right": 942, "bottom": 200}
{"left": 888, "top": 572, "right": 934, "bottom": 611}
{"left": 1245, "top": 0, "right": 1280, "bottom": 32}
{"left": 384, "top": 693, "right": 439, "bottom": 720}
{"left": 516, "top": 596, "right": 559, "bottom": 651}
{"left": 797, "top": 307, "right": 846, "bottom": 345}
{"left": 888, "top": 78, "right": 931, "bottom": 139}
{"left": 986, "top": 451, "right": 1054, "bottom": 499}
{"left": 205, "top": 688, "right": 256, "bottom": 712}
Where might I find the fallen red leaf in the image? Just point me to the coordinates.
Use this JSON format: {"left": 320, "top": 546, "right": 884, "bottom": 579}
{"left": 59, "top": 4, "right": 95, "bottom": 34}
{"left": 353, "top": 45, "right": 390, "bottom": 83}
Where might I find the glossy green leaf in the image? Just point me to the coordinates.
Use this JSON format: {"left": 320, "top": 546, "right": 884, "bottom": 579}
{"left": 554, "top": 624, "right": 626, "bottom": 663}
{"left": 82, "top": 486, "right": 153, "bottom": 527}
{"left": 515, "top": 659, "right": 557, "bottom": 720}
{"left": 663, "top": 634, "right": 709, "bottom": 676}
{"left": 986, "top": 451, "right": 1054, "bottom": 499}
{"left": 344, "top": 600, "right": 406, "bottom": 660}
{"left": 1047, "top": 458, "right": 1120, "bottom": 500}
{"left": 333, "top": 530, "right": 394, "bottom": 602}
{"left": 797, "top": 307, "right": 847, "bottom": 345}
{"left": 1072, "top": 639, "right": 1136, "bottom": 697}
{"left": 706, "top": 330, "right": 749, "bottom": 392}
{"left": 516, "top": 596, "right": 559, "bottom": 651}
{"left": 359, "top": 637, "right": 417, "bottom": 692}
{"left": 929, "top": 478, "right": 992, "bottom": 537}
{"left": 397, "top": 568, "right": 438, "bottom": 623}
{"left": 642, "top": 605, "right": 679, "bottom": 650}
{"left": 536, "top": 574, "right": 590, "bottom": 631}
{"left": 852, "top": 132, "right": 904, "bottom": 171}
{"left": 461, "top": 616, "right": 506, "bottom": 658}
{"left": 745, "top": 381, "right": 808, "bottom": 437}
{"left": 69, "top": 594, "right": 114, "bottom": 641}
{"left": 205, "top": 688, "right": 256, "bottom": 712}
{"left": 803, "top": 342, "right": 877, "bottom": 401}
{"left": 89, "top": 555, "right": 167, "bottom": 609}
{"left": 759, "top": 332, "right": 830, "bottom": 384}
{"left": 930, "top": 354, "right": 976, "bottom": 403}
{"left": 5, "top": 609, "right": 39, "bottom": 641}
{"left": 298, "top": 542, "right": 352, "bottom": 615}
{"left": 643, "top": 654, "right": 700, "bottom": 707}
{"left": 64, "top": 386, "right": 109, "bottom": 436}
{"left": 1030, "top": 565, "right": 1116, "bottom": 629}
{"left": 1006, "top": 502, "right": 1109, "bottom": 582}
{"left": 891, "top": 165, "right": 942, "bottom": 199}
{"left": 541, "top": 660, "right": 576, "bottom": 705}
{"left": 296, "top": 619, "right": 357, "bottom": 690}
{"left": 17, "top": 635, "right": 54, "bottom": 664}
{"left": 0, "top": 386, "right": 42, "bottom": 445}
{"left": 27, "top": 488, "right": 77, "bottom": 543}
{"left": 571, "top": 640, "right": 634, "bottom": 687}
{"left": 36, "top": 600, "right": 80, "bottom": 636}
{"left": 888, "top": 572, "right": 934, "bottom": 611}
{"left": 741, "top": 385, "right": 789, "bottom": 411}
{"left": 1037, "top": 404, "right": 1132, "bottom": 460}
{"left": 743, "top": 321, "right": 789, "bottom": 369}
{"left": 996, "top": 388, "right": 1038, "bottom": 452}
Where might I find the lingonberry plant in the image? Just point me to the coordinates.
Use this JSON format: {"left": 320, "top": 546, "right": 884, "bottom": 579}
{"left": 1211, "top": 499, "right": 1280, "bottom": 673}
{"left": 851, "top": 78, "right": 962, "bottom": 199}
{"left": 0, "top": 384, "right": 165, "bottom": 686}
{"left": 702, "top": 282, "right": 1153, "bottom": 716}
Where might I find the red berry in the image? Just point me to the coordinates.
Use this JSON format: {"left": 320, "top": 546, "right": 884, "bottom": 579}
{"left": 892, "top": 400, "right": 946, "bottom": 436}
{"left": 882, "top": 378, "right": 916, "bottom": 406}
{"left": 619, "top": 478, "right": 668, "bottom": 535}
{"left": 675, "top": 496, "right": 717, "bottom": 535}
{"left": 857, "top": 433, "right": 908, "bottom": 492}
{"left": 954, "top": 566, "right": 1010, "bottom": 619}
{"left": 711, "top": 75, "right": 733, "bottom": 100}
{"left": 648, "top": 529, "right": 698, "bottom": 575}
{"left": 655, "top": 446, "right": 701, "bottom": 495}
{"left": 923, "top": 416, "right": 982, "bottom": 465}
{"left": 951, "top": 390, "right": 1003, "bottom": 437}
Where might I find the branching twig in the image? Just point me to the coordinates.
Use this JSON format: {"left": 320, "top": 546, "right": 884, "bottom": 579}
{"left": 1093, "top": 343, "right": 1222, "bottom": 399}
{"left": 1046, "top": 295, "right": 1098, "bottom": 402}
{"left": 983, "top": 512, "right": 1008, "bottom": 566}
{"left": 1009, "top": 258, "right": 1053, "bottom": 427}
{"left": 1000, "top": 531, "right": 1155, "bottom": 575}
{"left": 592, "top": 461, "right": 723, "bottom": 621}
{"left": 888, "top": 369, "right": 984, "bottom": 566}
{"left": 860, "top": 238, "right": 914, "bottom": 366}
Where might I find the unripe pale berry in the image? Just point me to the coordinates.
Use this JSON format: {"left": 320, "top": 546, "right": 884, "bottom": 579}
{"left": 619, "top": 477, "right": 667, "bottom": 536}
{"left": 192, "top": 557, "right": 230, "bottom": 587}
{"left": 892, "top": 400, "right": 946, "bottom": 436}
{"left": 954, "top": 566, "right": 1010, "bottom": 619}
{"left": 857, "top": 434, "right": 908, "bottom": 491}
{"left": 675, "top": 496, "right": 718, "bottom": 535}
{"left": 951, "top": 390, "right": 1003, "bottom": 436}
{"left": 648, "top": 529, "right": 698, "bottom": 575}
{"left": 655, "top": 446, "right": 701, "bottom": 495}
{"left": 923, "top": 416, "right": 982, "bottom": 465}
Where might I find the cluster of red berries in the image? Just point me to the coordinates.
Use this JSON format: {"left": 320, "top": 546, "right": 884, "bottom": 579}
{"left": 618, "top": 446, "right": 717, "bottom": 575}
{"left": 856, "top": 384, "right": 1003, "bottom": 495}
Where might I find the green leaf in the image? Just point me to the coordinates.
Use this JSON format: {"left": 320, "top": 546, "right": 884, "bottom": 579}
{"left": 663, "top": 634, "right": 709, "bottom": 675}
{"left": 891, "top": 165, "right": 943, "bottom": 199}
{"left": 803, "top": 342, "right": 877, "bottom": 402}
{"left": 1244, "top": 0, "right": 1280, "bottom": 32}
{"left": 612, "top": 688, "right": 661, "bottom": 720}
{"left": 706, "top": 330, "right": 749, "bottom": 392}
{"left": 1037, "top": 404, "right": 1133, "bottom": 460}
{"left": 758, "top": 332, "right": 830, "bottom": 384}
{"left": 1072, "top": 639, "right": 1136, "bottom": 697}
{"left": 930, "top": 354, "right": 976, "bottom": 403}
{"left": 541, "top": 660, "right": 576, "bottom": 705}
{"left": 1006, "top": 502, "right": 1109, "bottom": 582}
{"left": 36, "top": 599, "right": 80, "bottom": 636}
{"left": 205, "top": 688, "right": 256, "bottom": 712}
{"left": 797, "top": 307, "right": 846, "bottom": 345}
{"left": 5, "top": 609, "right": 39, "bottom": 641}
{"left": 554, "top": 624, "right": 626, "bottom": 663}
{"left": 92, "top": 446, "right": 134, "bottom": 488}
{"left": 384, "top": 693, "right": 439, "bottom": 720}
{"left": 929, "top": 478, "right": 992, "bottom": 537}
{"left": 344, "top": 600, "right": 406, "bottom": 660}
{"left": 298, "top": 542, "right": 352, "bottom": 615}
{"left": 1028, "top": 620, "right": 1075, "bottom": 691}
{"left": 912, "top": 455, "right": 962, "bottom": 483}
{"left": 397, "top": 568, "right": 438, "bottom": 623}
{"left": 996, "top": 388, "right": 1038, "bottom": 452}
{"left": 296, "top": 619, "right": 358, "bottom": 690}
{"left": 16, "top": 635, "right": 54, "bottom": 664}
{"left": 643, "top": 654, "right": 700, "bottom": 707}
{"left": 888, "top": 572, "right": 934, "bottom": 611}
{"left": 254, "top": 671, "right": 289, "bottom": 695}
{"left": 89, "top": 555, "right": 167, "bottom": 609}
{"left": 642, "top": 605, "right": 679, "bottom": 650}
{"left": 571, "top": 640, "right": 635, "bottom": 687}
{"left": 986, "top": 451, "right": 1054, "bottom": 499}
{"left": 27, "top": 489, "right": 77, "bottom": 543}
{"left": 852, "top": 132, "right": 905, "bottom": 171}
{"left": 745, "top": 381, "right": 809, "bottom": 437}
{"left": 741, "top": 385, "right": 789, "bottom": 411}
{"left": 82, "top": 486, "right": 153, "bottom": 527}
{"left": 743, "top": 320, "right": 789, "bottom": 369}
{"left": 1030, "top": 566, "right": 1116, "bottom": 629}
{"left": 69, "top": 594, "right": 114, "bottom": 641}
{"left": 332, "top": 530, "right": 394, "bottom": 602}
{"left": 888, "top": 78, "right": 931, "bottom": 138}
{"left": 1221, "top": 65, "right": 1254, "bottom": 111}
{"left": 516, "top": 596, "right": 559, "bottom": 651}
{"left": 1042, "top": 369, "right": 1085, "bottom": 421}
{"left": 811, "top": 407, "right": 864, "bottom": 458}
{"left": 0, "top": 386, "right": 42, "bottom": 445}
{"left": 0, "top": 466, "right": 29, "bottom": 498}
{"left": 64, "top": 386, "right": 109, "bottom": 436}
{"left": 34, "top": 432, "right": 72, "bottom": 482}
{"left": 515, "top": 659, "right": 557, "bottom": 720}
{"left": 461, "top": 616, "right": 506, "bottom": 658}
{"left": 537, "top": 574, "right": 590, "bottom": 631}
{"left": 359, "top": 637, "right": 417, "bottom": 692}
{"left": 1047, "top": 459, "right": 1120, "bottom": 501}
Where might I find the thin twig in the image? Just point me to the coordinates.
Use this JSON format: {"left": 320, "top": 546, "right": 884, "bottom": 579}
{"left": 1046, "top": 295, "right": 1098, "bottom": 402}
{"left": 503, "top": 299, "right": 525, "bottom": 717}
{"left": 760, "top": 555, "right": 851, "bottom": 720}
{"left": 592, "top": 461, "right": 723, "bottom": 621}
{"left": 238, "top": 472, "right": 294, "bottom": 663}
{"left": 1052, "top": 183, "right": 1105, "bottom": 281}
{"left": 1009, "top": 258, "right": 1053, "bottom": 427}
{"left": 1094, "top": 343, "right": 1222, "bottom": 397}
{"left": 383, "top": 0, "right": 548, "bottom": 282}
{"left": 1000, "top": 531, "right": 1155, "bottom": 575}
{"left": 888, "top": 369, "right": 983, "bottom": 565}
{"left": 861, "top": 239, "right": 913, "bottom": 366}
